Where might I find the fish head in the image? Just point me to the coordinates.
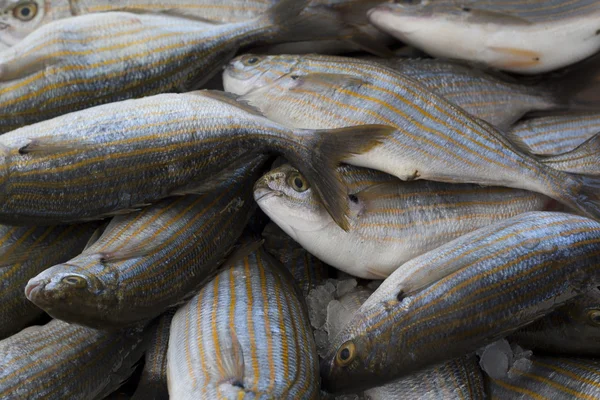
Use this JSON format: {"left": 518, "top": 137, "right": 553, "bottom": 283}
{"left": 223, "top": 54, "right": 299, "bottom": 95}
{"left": 0, "top": 0, "right": 48, "bottom": 49}
{"left": 254, "top": 164, "right": 340, "bottom": 241}
{"left": 567, "top": 289, "right": 600, "bottom": 328}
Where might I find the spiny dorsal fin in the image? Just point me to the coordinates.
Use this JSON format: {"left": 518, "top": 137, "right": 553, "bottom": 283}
{"left": 197, "top": 90, "right": 267, "bottom": 117}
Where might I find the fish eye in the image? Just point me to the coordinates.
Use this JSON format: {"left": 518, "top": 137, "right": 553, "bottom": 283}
{"left": 587, "top": 309, "right": 600, "bottom": 326}
{"left": 13, "top": 2, "right": 38, "bottom": 21}
{"left": 287, "top": 173, "right": 309, "bottom": 192}
{"left": 395, "top": 0, "right": 422, "bottom": 5}
{"left": 243, "top": 56, "right": 261, "bottom": 66}
{"left": 61, "top": 275, "right": 87, "bottom": 288}
{"left": 335, "top": 341, "right": 356, "bottom": 367}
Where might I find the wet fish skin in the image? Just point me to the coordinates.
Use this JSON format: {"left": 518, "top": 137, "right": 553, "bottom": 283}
{"left": 24, "top": 156, "right": 268, "bottom": 328}
{"left": 167, "top": 245, "right": 320, "bottom": 399}
{"left": 320, "top": 212, "right": 600, "bottom": 393}
{"left": 0, "top": 90, "right": 386, "bottom": 228}
{"left": 367, "top": 0, "right": 600, "bottom": 74}
{"left": 0, "top": 319, "right": 146, "bottom": 400}
{"left": 255, "top": 163, "right": 554, "bottom": 279}
{"left": 537, "top": 133, "right": 600, "bottom": 176}
{"left": 224, "top": 54, "right": 600, "bottom": 221}
{"left": 486, "top": 356, "right": 600, "bottom": 399}
{"left": 510, "top": 289, "right": 600, "bottom": 357}
{"left": 0, "top": 221, "right": 100, "bottom": 339}
{"left": 0, "top": 0, "right": 310, "bottom": 132}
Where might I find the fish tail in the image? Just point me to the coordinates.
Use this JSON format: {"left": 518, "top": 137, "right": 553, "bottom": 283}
{"left": 553, "top": 173, "right": 600, "bottom": 220}
{"left": 545, "top": 52, "right": 600, "bottom": 109}
{"left": 539, "top": 133, "right": 600, "bottom": 176}
{"left": 284, "top": 124, "right": 396, "bottom": 231}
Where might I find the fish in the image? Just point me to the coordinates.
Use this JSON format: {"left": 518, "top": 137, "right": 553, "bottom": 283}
{"left": 535, "top": 133, "right": 600, "bottom": 176}
{"left": 367, "top": 0, "right": 600, "bottom": 74}
{"left": 0, "top": 319, "right": 146, "bottom": 400}
{"left": 509, "top": 112, "right": 600, "bottom": 155}
{"left": 0, "top": 0, "right": 326, "bottom": 132}
{"left": 131, "top": 311, "right": 175, "bottom": 400}
{"left": 262, "top": 222, "right": 330, "bottom": 297}
{"left": 166, "top": 244, "right": 320, "bottom": 399}
{"left": 0, "top": 90, "right": 390, "bottom": 228}
{"left": 510, "top": 288, "right": 600, "bottom": 357}
{"left": 254, "top": 163, "right": 555, "bottom": 279}
{"left": 224, "top": 54, "right": 600, "bottom": 221}
{"left": 24, "top": 156, "right": 268, "bottom": 328}
{"left": 320, "top": 211, "right": 600, "bottom": 392}
{"left": 0, "top": 221, "right": 100, "bottom": 339}
{"left": 486, "top": 355, "right": 600, "bottom": 399}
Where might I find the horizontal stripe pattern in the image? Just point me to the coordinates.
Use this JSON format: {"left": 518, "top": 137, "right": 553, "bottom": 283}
{"left": 0, "top": 319, "right": 146, "bottom": 400}
{"left": 0, "top": 221, "right": 100, "bottom": 339}
{"left": 322, "top": 212, "right": 600, "bottom": 391}
{"left": 26, "top": 157, "right": 266, "bottom": 328}
{"left": 487, "top": 356, "right": 600, "bottom": 400}
{"left": 167, "top": 246, "right": 320, "bottom": 399}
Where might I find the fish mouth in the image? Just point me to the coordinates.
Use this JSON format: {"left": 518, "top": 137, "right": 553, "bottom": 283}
{"left": 24, "top": 280, "right": 42, "bottom": 300}
{"left": 254, "top": 189, "right": 282, "bottom": 202}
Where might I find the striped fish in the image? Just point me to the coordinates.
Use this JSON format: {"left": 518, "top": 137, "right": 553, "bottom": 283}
{"left": 131, "top": 311, "right": 175, "bottom": 400}
{"left": 368, "top": 0, "right": 600, "bottom": 73}
{"left": 0, "top": 319, "right": 146, "bottom": 400}
{"left": 510, "top": 112, "right": 600, "bottom": 155}
{"left": 262, "top": 222, "right": 330, "bottom": 297}
{"left": 24, "top": 156, "right": 268, "bottom": 328}
{"left": 320, "top": 212, "right": 600, "bottom": 393}
{"left": 0, "top": 221, "right": 100, "bottom": 339}
{"left": 536, "top": 133, "right": 600, "bottom": 176}
{"left": 0, "top": 0, "right": 316, "bottom": 132}
{"left": 225, "top": 54, "right": 600, "bottom": 221}
{"left": 255, "top": 163, "right": 555, "bottom": 279}
{"left": 510, "top": 289, "right": 600, "bottom": 357}
{"left": 486, "top": 356, "right": 600, "bottom": 399}
{"left": 167, "top": 245, "right": 320, "bottom": 399}
{"left": 0, "top": 90, "right": 388, "bottom": 228}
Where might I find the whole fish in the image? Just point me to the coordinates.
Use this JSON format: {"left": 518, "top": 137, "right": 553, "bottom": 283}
{"left": 0, "top": 0, "right": 322, "bottom": 132}
{"left": 262, "top": 222, "right": 330, "bottom": 297}
{"left": 486, "top": 355, "right": 600, "bottom": 399}
{"left": 320, "top": 212, "right": 600, "bottom": 392}
{"left": 0, "top": 221, "right": 100, "bottom": 339}
{"left": 25, "top": 157, "right": 268, "bottom": 328}
{"left": 0, "top": 90, "right": 388, "bottom": 228}
{"left": 131, "top": 311, "right": 175, "bottom": 400}
{"left": 255, "top": 164, "right": 554, "bottom": 279}
{"left": 0, "top": 319, "right": 146, "bottom": 400}
{"left": 510, "top": 112, "right": 600, "bottom": 155}
{"left": 510, "top": 289, "right": 600, "bottom": 357}
{"left": 367, "top": 0, "right": 600, "bottom": 74}
{"left": 167, "top": 245, "right": 320, "bottom": 399}
{"left": 224, "top": 54, "right": 600, "bottom": 221}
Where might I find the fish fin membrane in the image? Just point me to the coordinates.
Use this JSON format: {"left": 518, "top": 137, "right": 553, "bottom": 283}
{"left": 562, "top": 174, "right": 600, "bottom": 220}
{"left": 198, "top": 90, "right": 266, "bottom": 117}
{"left": 208, "top": 328, "right": 246, "bottom": 388}
{"left": 540, "top": 133, "right": 600, "bottom": 176}
{"left": 284, "top": 124, "right": 396, "bottom": 231}
{"left": 0, "top": 54, "right": 62, "bottom": 82}
{"left": 544, "top": 52, "right": 600, "bottom": 110}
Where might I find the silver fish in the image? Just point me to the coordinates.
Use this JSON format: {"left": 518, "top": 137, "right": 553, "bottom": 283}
{"left": 167, "top": 244, "right": 320, "bottom": 399}
{"left": 0, "top": 319, "right": 146, "bottom": 400}
{"left": 367, "top": 0, "right": 600, "bottom": 74}
{"left": 224, "top": 54, "right": 600, "bottom": 222}
{"left": 320, "top": 212, "right": 600, "bottom": 392}
{"left": 254, "top": 163, "right": 554, "bottom": 279}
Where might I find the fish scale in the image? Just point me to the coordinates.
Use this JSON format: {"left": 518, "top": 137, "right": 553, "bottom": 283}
{"left": 321, "top": 212, "right": 600, "bottom": 393}
{"left": 167, "top": 245, "right": 320, "bottom": 399}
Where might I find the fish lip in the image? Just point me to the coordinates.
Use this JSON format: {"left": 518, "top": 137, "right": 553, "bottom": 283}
{"left": 24, "top": 280, "right": 42, "bottom": 300}
{"left": 254, "top": 188, "right": 282, "bottom": 202}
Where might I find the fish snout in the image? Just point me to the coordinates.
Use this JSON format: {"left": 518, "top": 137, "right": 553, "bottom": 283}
{"left": 24, "top": 278, "right": 44, "bottom": 300}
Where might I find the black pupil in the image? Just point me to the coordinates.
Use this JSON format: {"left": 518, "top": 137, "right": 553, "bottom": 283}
{"left": 68, "top": 278, "right": 78, "bottom": 283}
{"left": 294, "top": 177, "right": 303, "bottom": 188}
{"left": 340, "top": 348, "right": 350, "bottom": 360}
{"left": 247, "top": 58, "right": 258, "bottom": 64}
{"left": 20, "top": 7, "right": 30, "bottom": 17}
{"left": 593, "top": 313, "right": 600, "bottom": 323}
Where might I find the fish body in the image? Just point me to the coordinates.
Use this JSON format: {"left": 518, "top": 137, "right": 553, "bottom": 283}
{"left": 0, "top": 90, "right": 385, "bottom": 228}
{"left": 167, "top": 245, "right": 320, "bottom": 399}
{"left": 510, "top": 289, "right": 600, "bottom": 357}
{"left": 486, "top": 356, "right": 600, "bottom": 399}
{"left": 255, "top": 164, "right": 554, "bottom": 279}
{"left": 0, "top": 221, "right": 100, "bottom": 339}
{"left": 224, "top": 54, "right": 600, "bottom": 221}
{"left": 367, "top": 0, "right": 600, "bottom": 74}
{"left": 25, "top": 157, "right": 267, "bottom": 328}
{"left": 320, "top": 212, "right": 600, "bottom": 392}
{"left": 0, "top": 319, "right": 146, "bottom": 400}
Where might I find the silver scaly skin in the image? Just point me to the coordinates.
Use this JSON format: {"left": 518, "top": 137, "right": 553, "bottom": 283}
{"left": 254, "top": 164, "right": 554, "bottom": 279}
{"left": 167, "top": 245, "right": 320, "bottom": 399}
{"left": 0, "top": 221, "right": 100, "bottom": 339}
{"left": 24, "top": 157, "right": 268, "bottom": 328}
{"left": 224, "top": 54, "right": 600, "bottom": 222}
{"left": 0, "top": 319, "right": 146, "bottom": 400}
{"left": 320, "top": 212, "right": 600, "bottom": 393}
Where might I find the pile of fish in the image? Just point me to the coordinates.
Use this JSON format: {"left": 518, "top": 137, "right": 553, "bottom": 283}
{"left": 1, "top": 0, "right": 600, "bottom": 398}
